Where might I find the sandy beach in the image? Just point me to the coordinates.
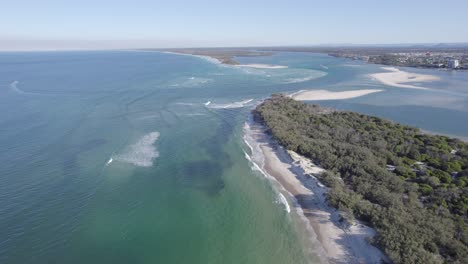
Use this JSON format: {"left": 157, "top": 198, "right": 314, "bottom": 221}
{"left": 161, "top": 51, "right": 223, "bottom": 64}
{"left": 243, "top": 120, "right": 386, "bottom": 264}
{"left": 370, "top": 67, "right": 440, "bottom": 89}
{"left": 234, "top": 64, "right": 288, "bottom": 69}
{"left": 290, "top": 89, "right": 383, "bottom": 101}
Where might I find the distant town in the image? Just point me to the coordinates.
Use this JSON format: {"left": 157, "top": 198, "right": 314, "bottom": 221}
{"left": 328, "top": 50, "right": 467, "bottom": 70}
{"left": 157, "top": 44, "right": 468, "bottom": 70}
{"left": 262, "top": 45, "right": 468, "bottom": 70}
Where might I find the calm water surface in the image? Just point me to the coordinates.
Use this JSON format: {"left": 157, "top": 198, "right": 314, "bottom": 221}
{"left": 0, "top": 51, "right": 467, "bottom": 264}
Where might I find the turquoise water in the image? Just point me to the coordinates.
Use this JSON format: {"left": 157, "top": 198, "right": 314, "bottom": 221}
{"left": 1, "top": 51, "right": 467, "bottom": 264}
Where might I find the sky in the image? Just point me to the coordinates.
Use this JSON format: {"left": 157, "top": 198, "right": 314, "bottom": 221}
{"left": 1, "top": 0, "right": 467, "bottom": 50}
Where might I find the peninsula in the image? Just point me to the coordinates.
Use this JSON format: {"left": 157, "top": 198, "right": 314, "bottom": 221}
{"left": 155, "top": 48, "right": 273, "bottom": 65}
{"left": 253, "top": 95, "right": 468, "bottom": 263}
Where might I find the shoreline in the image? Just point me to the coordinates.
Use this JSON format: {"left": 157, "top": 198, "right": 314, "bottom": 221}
{"left": 160, "top": 51, "right": 223, "bottom": 64}
{"left": 234, "top": 63, "right": 288, "bottom": 69}
{"left": 243, "top": 119, "right": 387, "bottom": 264}
{"left": 290, "top": 89, "right": 383, "bottom": 101}
{"left": 157, "top": 49, "right": 275, "bottom": 65}
{"left": 369, "top": 66, "right": 440, "bottom": 90}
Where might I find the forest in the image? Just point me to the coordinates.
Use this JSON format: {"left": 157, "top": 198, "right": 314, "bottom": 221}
{"left": 254, "top": 94, "right": 467, "bottom": 263}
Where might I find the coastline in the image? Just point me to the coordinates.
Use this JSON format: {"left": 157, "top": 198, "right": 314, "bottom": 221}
{"left": 243, "top": 118, "right": 387, "bottom": 264}
{"left": 157, "top": 49, "right": 274, "bottom": 65}
{"left": 160, "top": 51, "right": 223, "bottom": 64}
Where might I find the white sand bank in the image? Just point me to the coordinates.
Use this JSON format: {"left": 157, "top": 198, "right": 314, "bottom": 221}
{"left": 370, "top": 67, "right": 440, "bottom": 89}
{"left": 243, "top": 121, "right": 387, "bottom": 263}
{"left": 234, "top": 63, "right": 288, "bottom": 69}
{"left": 290, "top": 89, "right": 383, "bottom": 101}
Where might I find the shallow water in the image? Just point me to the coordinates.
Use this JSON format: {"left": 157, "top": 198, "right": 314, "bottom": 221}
{"left": 0, "top": 50, "right": 467, "bottom": 264}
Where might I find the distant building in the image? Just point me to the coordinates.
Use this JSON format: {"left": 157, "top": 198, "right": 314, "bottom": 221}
{"left": 447, "top": 59, "right": 460, "bottom": 69}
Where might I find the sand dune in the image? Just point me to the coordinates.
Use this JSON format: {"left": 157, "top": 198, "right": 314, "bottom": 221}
{"left": 370, "top": 67, "right": 440, "bottom": 89}
{"left": 291, "top": 89, "right": 383, "bottom": 101}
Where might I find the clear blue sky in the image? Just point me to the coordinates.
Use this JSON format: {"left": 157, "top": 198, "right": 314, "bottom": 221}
{"left": 1, "top": 0, "right": 467, "bottom": 50}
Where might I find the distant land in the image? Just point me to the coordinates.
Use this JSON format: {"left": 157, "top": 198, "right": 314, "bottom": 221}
{"left": 153, "top": 43, "right": 468, "bottom": 70}
{"left": 148, "top": 48, "right": 273, "bottom": 65}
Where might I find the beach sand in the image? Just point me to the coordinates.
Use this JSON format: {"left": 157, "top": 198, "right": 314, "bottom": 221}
{"left": 290, "top": 89, "right": 383, "bottom": 101}
{"left": 370, "top": 67, "right": 440, "bottom": 89}
{"left": 243, "top": 121, "right": 387, "bottom": 264}
{"left": 234, "top": 64, "right": 288, "bottom": 69}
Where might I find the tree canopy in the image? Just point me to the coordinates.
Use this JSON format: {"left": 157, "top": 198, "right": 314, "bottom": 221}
{"left": 254, "top": 94, "right": 468, "bottom": 263}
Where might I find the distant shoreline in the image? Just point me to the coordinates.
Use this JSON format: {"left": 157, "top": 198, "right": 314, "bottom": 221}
{"left": 153, "top": 48, "right": 275, "bottom": 65}
{"left": 143, "top": 47, "right": 467, "bottom": 72}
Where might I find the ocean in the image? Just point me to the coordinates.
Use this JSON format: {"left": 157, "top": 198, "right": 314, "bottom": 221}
{"left": 1, "top": 50, "right": 467, "bottom": 263}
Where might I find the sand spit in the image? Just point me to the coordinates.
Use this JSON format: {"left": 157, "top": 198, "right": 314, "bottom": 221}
{"left": 370, "top": 67, "right": 440, "bottom": 89}
{"left": 244, "top": 121, "right": 387, "bottom": 264}
{"left": 290, "top": 89, "right": 383, "bottom": 101}
{"left": 234, "top": 64, "right": 288, "bottom": 69}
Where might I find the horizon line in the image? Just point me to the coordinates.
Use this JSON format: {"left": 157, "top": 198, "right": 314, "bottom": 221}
{"left": 1, "top": 42, "right": 468, "bottom": 52}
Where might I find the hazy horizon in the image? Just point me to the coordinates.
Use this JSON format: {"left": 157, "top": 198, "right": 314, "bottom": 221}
{"left": 2, "top": 0, "right": 468, "bottom": 51}
{"left": 2, "top": 39, "right": 468, "bottom": 52}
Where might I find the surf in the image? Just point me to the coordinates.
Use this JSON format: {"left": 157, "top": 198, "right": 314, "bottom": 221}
{"left": 114, "top": 132, "right": 160, "bottom": 167}
{"left": 207, "top": 99, "right": 253, "bottom": 109}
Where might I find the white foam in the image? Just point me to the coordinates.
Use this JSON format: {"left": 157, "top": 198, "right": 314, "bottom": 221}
{"left": 106, "top": 157, "right": 113, "bottom": 166}
{"left": 10, "top": 81, "right": 26, "bottom": 94}
{"left": 115, "top": 132, "right": 160, "bottom": 167}
{"left": 278, "top": 193, "right": 291, "bottom": 213}
{"left": 207, "top": 99, "right": 253, "bottom": 109}
{"left": 170, "top": 77, "right": 213, "bottom": 87}
{"left": 243, "top": 123, "right": 291, "bottom": 215}
{"left": 243, "top": 150, "right": 269, "bottom": 178}
{"left": 175, "top": 102, "right": 196, "bottom": 106}
{"left": 204, "top": 101, "right": 211, "bottom": 106}
{"left": 8, "top": 80, "right": 76, "bottom": 97}
{"left": 285, "top": 75, "right": 320, "bottom": 83}
{"left": 243, "top": 119, "right": 385, "bottom": 263}
{"left": 243, "top": 120, "right": 330, "bottom": 261}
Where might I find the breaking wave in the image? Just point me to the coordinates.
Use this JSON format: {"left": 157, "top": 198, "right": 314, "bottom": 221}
{"left": 285, "top": 75, "right": 322, "bottom": 84}
{"left": 115, "top": 132, "right": 160, "bottom": 167}
{"left": 170, "top": 77, "right": 213, "bottom": 87}
{"left": 242, "top": 121, "right": 291, "bottom": 213}
{"left": 10, "top": 81, "right": 22, "bottom": 93}
{"left": 207, "top": 99, "right": 253, "bottom": 109}
{"left": 233, "top": 67, "right": 327, "bottom": 84}
{"left": 175, "top": 102, "right": 196, "bottom": 106}
{"left": 9, "top": 81, "right": 39, "bottom": 95}
{"left": 277, "top": 193, "right": 291, "bottom": 213}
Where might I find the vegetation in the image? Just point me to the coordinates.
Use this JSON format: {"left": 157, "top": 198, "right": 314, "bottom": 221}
{"left": 254, "top": 95, "right": 468, "bottom": 263}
